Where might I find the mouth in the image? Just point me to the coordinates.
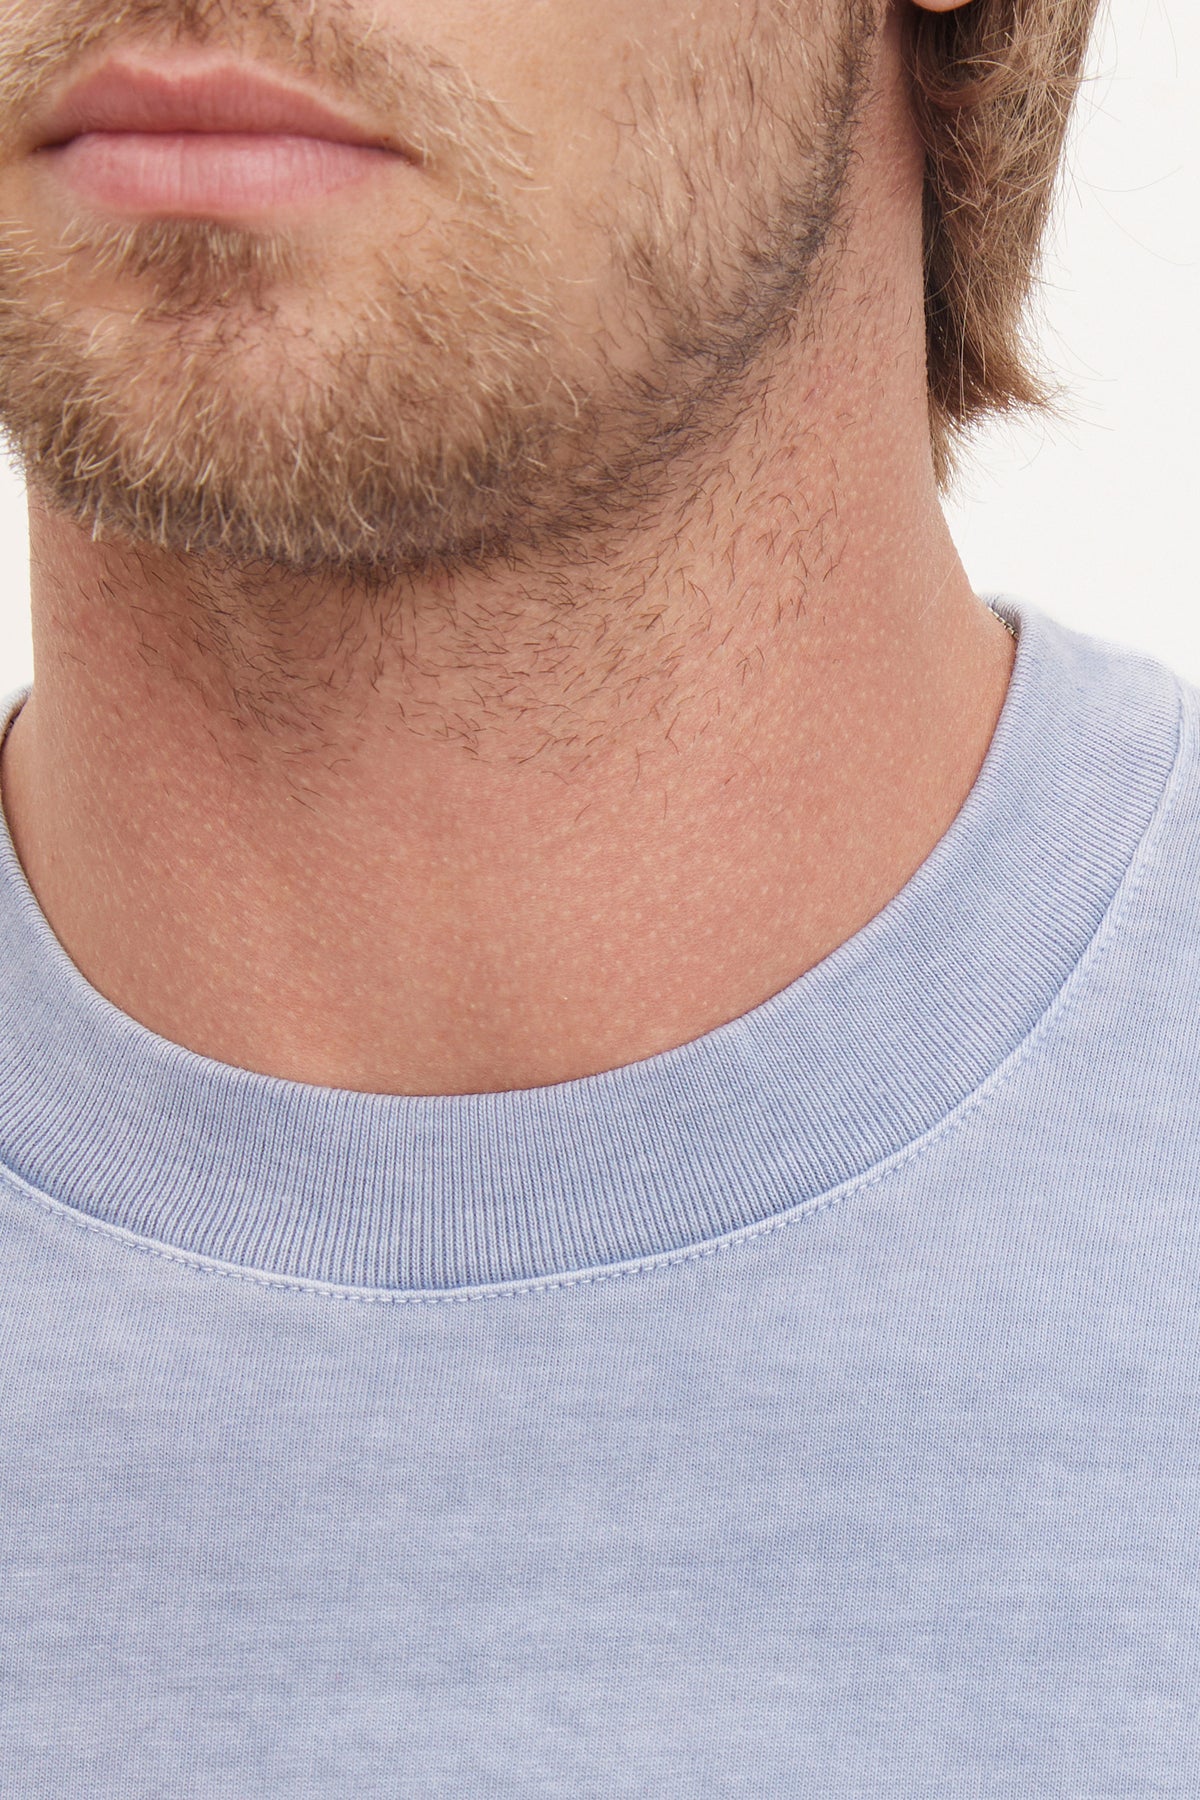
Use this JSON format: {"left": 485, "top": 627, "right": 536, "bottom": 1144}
{"left": 31, "top": 60, "right": 414, "bottom": 217}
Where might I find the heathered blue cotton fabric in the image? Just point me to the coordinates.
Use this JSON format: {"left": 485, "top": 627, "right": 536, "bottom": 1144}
{"left": 1, "top": 595, "right": 1198, "bottom": 1797}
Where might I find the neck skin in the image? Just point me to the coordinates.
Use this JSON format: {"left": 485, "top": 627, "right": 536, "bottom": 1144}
{"left": 0, "top": 46, "right": 1015, "bottom": 1099}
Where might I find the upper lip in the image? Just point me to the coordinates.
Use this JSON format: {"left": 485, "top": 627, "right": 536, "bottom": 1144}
{"left": 32, "top": 60, "right": 406, "bottom": 155}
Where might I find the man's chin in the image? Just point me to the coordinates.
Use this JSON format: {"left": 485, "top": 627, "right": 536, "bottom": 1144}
{"left": 8, "top": 366, "right": 561, "bottom": 586}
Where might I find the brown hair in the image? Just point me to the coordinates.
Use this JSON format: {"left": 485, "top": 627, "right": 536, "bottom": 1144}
{"left": 906, "top": 0, "right": 1104, "bottom": 488}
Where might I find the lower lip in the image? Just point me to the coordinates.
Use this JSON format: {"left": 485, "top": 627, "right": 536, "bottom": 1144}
{"left": 39, "top": 131, "right": 397, "bottom": 214}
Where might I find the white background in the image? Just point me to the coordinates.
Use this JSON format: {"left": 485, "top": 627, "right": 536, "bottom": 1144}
{"left": 0, "top": 0, "right": 1196, "bottom": 695}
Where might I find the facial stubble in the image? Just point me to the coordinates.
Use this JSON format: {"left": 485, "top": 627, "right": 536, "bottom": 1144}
{"left": 0, "top": 0, "right": 881, "bottom": 589}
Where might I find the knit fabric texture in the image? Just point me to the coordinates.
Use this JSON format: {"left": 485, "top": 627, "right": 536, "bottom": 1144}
{"left": 2, "top": 596, "right": 1198, "bottom": 1796}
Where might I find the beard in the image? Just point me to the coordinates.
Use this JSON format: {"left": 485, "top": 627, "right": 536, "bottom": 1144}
{"left": 0, "top": 0, "right": 880, "bottom": 588}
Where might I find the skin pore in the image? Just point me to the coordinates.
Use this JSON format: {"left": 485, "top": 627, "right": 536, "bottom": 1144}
{"left": 0, "top": 0, "right": 1009, "bottom": 1098}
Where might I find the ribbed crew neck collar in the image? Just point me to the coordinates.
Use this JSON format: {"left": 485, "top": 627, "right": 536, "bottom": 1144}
{"left": 0, "top": 600, "right": 1183, "bottom": 1294}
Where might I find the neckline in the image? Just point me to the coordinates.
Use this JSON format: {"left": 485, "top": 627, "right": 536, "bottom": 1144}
{"left": 0, "top": 600, "right": 1183, "bottom": 1293}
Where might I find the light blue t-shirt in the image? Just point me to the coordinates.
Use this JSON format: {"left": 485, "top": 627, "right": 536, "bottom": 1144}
{"left": 2, "top": 597, "right": 1198, "bottom": 1797}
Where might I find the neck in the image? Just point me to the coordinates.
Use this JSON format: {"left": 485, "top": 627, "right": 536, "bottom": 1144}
{"left": 0, "top": 303, "right": 1015, "bottom": 1096}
